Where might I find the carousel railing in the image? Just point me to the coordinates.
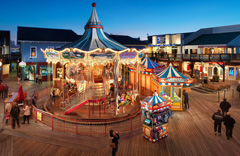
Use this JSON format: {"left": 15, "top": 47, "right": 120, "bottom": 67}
{"left": 31, "top": 96, "right": 142, "bottom": 135}
{"left": 64, "top": 88, "right": 94, "bottom": 112}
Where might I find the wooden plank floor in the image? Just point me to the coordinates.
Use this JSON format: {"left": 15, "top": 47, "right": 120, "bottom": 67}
{"left": 0, "top": 79, "right": 240, "bottom": 156}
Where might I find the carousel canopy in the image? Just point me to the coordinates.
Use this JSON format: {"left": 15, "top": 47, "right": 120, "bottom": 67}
{"left": 60, "top": 3, "right": 127, "bottom": 51}
{"left": 156, "top": 63, "right": 188, "bottom": 79}
{"left": 146, "top": 92, "right": 165, "bottom": 106}
{"left": 141, "top": 54, "right": 160, "bottom": 69}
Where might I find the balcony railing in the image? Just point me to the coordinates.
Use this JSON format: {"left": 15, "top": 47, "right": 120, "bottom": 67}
{"left": 147, "top": 53, "right": 240, "bottom": 62}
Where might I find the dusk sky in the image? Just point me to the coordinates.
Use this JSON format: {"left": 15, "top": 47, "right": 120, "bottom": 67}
{"left": 1, "top": 0, "right": 240, "bottom": 43}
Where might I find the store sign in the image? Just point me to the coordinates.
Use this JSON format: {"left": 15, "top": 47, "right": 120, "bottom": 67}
{"left": 157, "top": 37, "right": 165, "bottom": 44}
{"left": 120, "top": 52, "right": 137, "bottom": 59}
{"left": 165, "top": 77, "right": 186, "bottom": 83}
{"left": 37, "top": 112, "right": 42, "bottom": 121}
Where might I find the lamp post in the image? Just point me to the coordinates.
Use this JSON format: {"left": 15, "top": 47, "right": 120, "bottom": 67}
{"left": 19, "top": 61, "right": 26, "bottom": 82}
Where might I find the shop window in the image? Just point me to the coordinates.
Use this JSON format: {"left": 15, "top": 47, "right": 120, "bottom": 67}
{"left": 191, "top": 49, "right": 197, "bottom": 54}
{"left": 229, "top": 67, "right": 234, "bottom": 76}
{"left": 40, "top": 66, "right": 52, "bottom": 76}
{"left": 161, "top": 86, "right": 181, "bottom": 103}
{"left": 30, "top": 46, "right": 37, "bottom": 58}
{"left": 213, "top": 67, "right": 218, "bottom": 75}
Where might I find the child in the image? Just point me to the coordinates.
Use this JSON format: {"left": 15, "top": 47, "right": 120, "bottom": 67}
{"left": 5, "top": 109, "right": 10, "bottom": 125}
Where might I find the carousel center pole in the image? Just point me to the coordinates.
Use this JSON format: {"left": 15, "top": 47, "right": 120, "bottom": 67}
{"left": 136, "top": 61, "right": 139, "bottom": 94}
{"left": 48, "top": 62, "right": 51, "bottom": 95}
{"left": 113, "top": 54, "right": 120, "bottom": 115}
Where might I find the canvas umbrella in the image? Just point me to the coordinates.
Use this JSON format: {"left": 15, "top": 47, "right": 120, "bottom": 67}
{"left": 18, "top": 85, "right": 24, "bottom": 103}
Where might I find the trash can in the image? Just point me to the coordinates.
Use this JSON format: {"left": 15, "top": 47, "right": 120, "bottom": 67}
{"left": 204, "top": 77, "right": 208, "bottom": 84}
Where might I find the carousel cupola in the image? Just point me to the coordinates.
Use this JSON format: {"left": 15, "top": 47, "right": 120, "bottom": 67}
{"left": 84, "top": 3, "right": 104, "bottom": 30}
{"left": 60, "top": 2, "right": 127, "bottom": 51}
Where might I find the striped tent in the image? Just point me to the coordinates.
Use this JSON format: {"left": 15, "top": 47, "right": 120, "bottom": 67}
{"left": 146, "top": 92, "right": 165, "bottom": 106}
{"left": 60, "top": 3, "right": 127, "bottom": 51}
{"left": 141, "top": 54, "right": 160, "bottom": 69}
{"left": 156, "top": 63, "right": 188, "bottom": 79}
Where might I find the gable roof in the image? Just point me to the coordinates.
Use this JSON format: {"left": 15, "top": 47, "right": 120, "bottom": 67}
{"left": 17, "top": 26, "right": 80, "bottom": 43}
{"left": 108, "top": 35, "right": 147, "bottom": 45}
{"left": 187, "top": 32, "right": 240, "bottom": 45}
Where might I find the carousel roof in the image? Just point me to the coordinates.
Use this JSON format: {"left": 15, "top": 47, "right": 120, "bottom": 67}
{"left": 156, "top": 63, "right": 188, "bottom": 79}
{"left": 146, "top": 92, "right": 165, "bottom": 106}
{"left": 141, "top": 54, "right": 160, "bottom": 69}
{"left": 60, "top": 3, "right": 127, "bottom": 51}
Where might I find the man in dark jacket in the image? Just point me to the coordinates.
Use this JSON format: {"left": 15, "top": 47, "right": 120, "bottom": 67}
{"left": 183, "top": 90, "right": 189, "bottom": 109}
{"left": 10, "top": 103, "right": 20, "bottom": 129}
{"left": 219, "top": 98, "right": 231, "bottom": 116}
{"left": 224, "top": 112, "right": 235, "bottom": 139}
{"left": 212, "top": 109, "right": 223, "bottom": 135}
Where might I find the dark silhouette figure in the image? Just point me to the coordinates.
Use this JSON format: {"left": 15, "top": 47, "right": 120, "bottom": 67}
{"left": 212, "top": 109, "right": 223, "bottom": 135}
{"left": 10, "top": 103, "right": 20, "bottom": 129}
{"left": 109, "top": 130, "right": 120, "bottom": 156}
{"left": 219, "top": 98, "right": 231, "bottom": 116}
{"left": 223, "top": 112, "right": 235, "bottom": 140}
{"left": 183, "top": 90, "right": 189, "bottom": 109}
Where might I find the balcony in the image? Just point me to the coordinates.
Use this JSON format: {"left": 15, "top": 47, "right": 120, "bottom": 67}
{"left": 147, "top": 53, "right": 240, "bottom": 62}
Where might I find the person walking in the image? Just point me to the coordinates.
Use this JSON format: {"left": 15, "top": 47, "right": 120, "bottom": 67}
{"left": 10, "top": 103, "right": 20, "bottom": 129}
{"left": 38, "top": 73, "right": 42, "bottom": 84}
{"left": 237, "top": 81, "right": 240, "bottom": 98}
{"left": 183, "top": 90, "right": 189, "bottom": 109}
{"left": 0, "top": 83, "right": 5, "bottom": 99}
{"left": 4, "top": 84, "right": 8, "bottom": 98}
{"left": 212, "top": 109, "right": 223, "bottom": 136}
{"left": 17, "top": 72, "right": 21, "bottom": 84}
{"left": 219, "top": 98, "right": 231, "bottom": 116}
{"left": 36, "top": 73, "right": 39, "bottom": 84}
{"left": 223, "top": 112, "right": 235, "bottom": 140}
{"left": 109, "top": 130, "right": 120, "bottom": 156}
{"left": 22, "top": 103, "right": 31, "bottom": 124}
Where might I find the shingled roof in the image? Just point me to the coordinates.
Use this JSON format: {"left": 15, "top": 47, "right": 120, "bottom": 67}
{"left": 17, "top": 26, "right": 80, "bottom": 43}
{"left": 187, "top": 32, "right": 240, "bottom": 45}
{"left": 108, "top": 35, "right": 147, "bottom": 45}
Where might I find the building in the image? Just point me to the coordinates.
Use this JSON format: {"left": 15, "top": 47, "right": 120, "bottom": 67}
{"left": 148, "top": 24, "right": 240, "bottom": 81}
{"left": 17, "top": 26, "right": 80, "bottom": 81}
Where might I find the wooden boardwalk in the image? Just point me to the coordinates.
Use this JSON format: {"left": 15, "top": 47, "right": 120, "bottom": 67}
{"left": 0, "top": 79, "right": 240, "bottom": 156}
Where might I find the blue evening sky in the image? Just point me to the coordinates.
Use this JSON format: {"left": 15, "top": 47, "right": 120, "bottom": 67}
{"left": 1, "top": 0, "right": 240, "bottom": 43}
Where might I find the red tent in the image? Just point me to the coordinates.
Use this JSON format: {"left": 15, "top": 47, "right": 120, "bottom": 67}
{"left": 18, "top": 85, "right": 24, "bottom": 102}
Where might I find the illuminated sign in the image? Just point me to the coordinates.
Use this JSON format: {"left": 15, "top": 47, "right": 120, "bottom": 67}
{"left": 165, "top": 78, "right": 186, "bottom": 83}
{"left": 120, "top": 52, "right": 137, "bottom": 59}
{"left": 37, "top": 112, "right": 42, "bottom": 121}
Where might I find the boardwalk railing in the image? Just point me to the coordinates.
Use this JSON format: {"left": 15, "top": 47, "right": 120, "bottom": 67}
{"left": 33, "top": 87, "right": 142, "bottom": 135}
{"left": 147, "top": 53, "right": 240, "bottom": 62}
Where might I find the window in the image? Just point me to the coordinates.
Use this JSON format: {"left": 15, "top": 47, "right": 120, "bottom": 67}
{"left": 30, "top": 46, "right": 37, "bottom": 58}
{"left": 191, "top": 49, "right": 197, "bottom": 54}
{"left": 184, "top": 49, "right": 188, "bottom": 54}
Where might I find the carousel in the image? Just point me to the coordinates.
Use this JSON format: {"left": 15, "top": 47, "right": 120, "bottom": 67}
{"left": 41, "top": 3, "right": 145, "bottom": 118}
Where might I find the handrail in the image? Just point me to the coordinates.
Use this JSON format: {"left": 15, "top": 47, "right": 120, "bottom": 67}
{"left": 148, "top": 53, "right": 240, "bottom": 62}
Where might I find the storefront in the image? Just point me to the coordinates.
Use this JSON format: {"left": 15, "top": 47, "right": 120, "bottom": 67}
{"left": 225, "top": 65, "right": 240, "bottom": 80}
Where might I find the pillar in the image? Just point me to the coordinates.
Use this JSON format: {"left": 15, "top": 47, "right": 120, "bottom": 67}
{"left": 113, "top": 56, "right": 119, "bottom": 115}
{"left": 136, "top": 62, "right": 139, "bottom": 93}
